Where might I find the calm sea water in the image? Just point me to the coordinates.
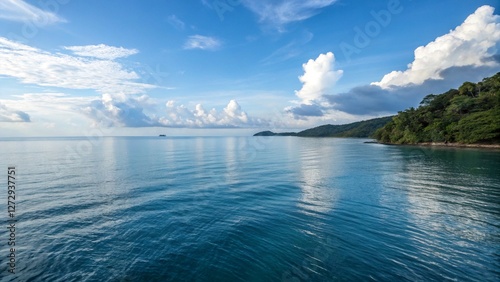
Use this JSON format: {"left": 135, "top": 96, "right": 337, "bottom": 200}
{"left": 0, "top": 136, "right": 499, "bottom": 281}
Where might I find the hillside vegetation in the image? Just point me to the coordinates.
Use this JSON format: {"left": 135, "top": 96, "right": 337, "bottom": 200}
{"left": 374, "top": 73, "right": 500, "bottom": 144}
{"left": 254, "top": 116, "right": 393, "bottom": 138}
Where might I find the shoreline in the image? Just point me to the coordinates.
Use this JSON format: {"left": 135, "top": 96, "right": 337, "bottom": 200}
{"left": 375, "top": 141, "right": 500, "bottom": 149}
{"left": 417, "top": 142, "right": 500, "bottom": 149}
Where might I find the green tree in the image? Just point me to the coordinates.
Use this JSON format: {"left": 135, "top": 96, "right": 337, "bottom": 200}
{"left": 459, "top": 81, "right": 477, "bottom": 97}
{"left": 419, "top": 94, "right": 436, "bottom": 107}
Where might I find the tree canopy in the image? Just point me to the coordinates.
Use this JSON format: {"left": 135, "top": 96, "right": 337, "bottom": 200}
{"left": 374, "top": 72, "right": 500, "bottom": 144}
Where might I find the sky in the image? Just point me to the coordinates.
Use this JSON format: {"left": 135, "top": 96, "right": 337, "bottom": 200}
{"left": 0, "top": 0, "right": 499, "bottom": 136}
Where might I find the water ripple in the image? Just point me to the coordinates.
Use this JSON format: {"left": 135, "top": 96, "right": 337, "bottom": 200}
{"left": 0, "top": 137, "right": 499, "bottom": 281}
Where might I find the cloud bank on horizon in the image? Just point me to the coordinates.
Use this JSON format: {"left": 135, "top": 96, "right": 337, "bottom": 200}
{"left": 0, "top": 35, "right": 264, "bottom": 128}
{"left": 84, "top": 95, "right": 266, "bottom": 128}
{"left": 0, "top": 1, "right": 499, "bottom": 135}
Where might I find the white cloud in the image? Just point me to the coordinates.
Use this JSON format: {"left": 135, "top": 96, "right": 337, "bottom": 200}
{"left": 83, "top": 94, "right": 158, "bottom": 127}
{"left": 0, "top": 93, "right": 94, "bottom": 126}
{"left": 373, "top": 5, "right": 500, "bottom": 89}
{"left": 9, "top": 93, "right": 94, "bottom": 112}
{"left": 184, "top": 35, "right": 221, "bottom": 50}
{"left": 0, "top": 92, "right": 268, "bottom": 130}
{"left": 83, "top": 95, "right": 266, "bottom": 128}
{"left": 64, "top": 44, "right": 139, "bottom": 60}
{"left": 242, "top": 0, "right": 336, "bottom": 28}
{"left": 159, "top": 100, "right": 264, "bottom": 128}
{"left": 0, "top": 37, "right": 155, "bottom": 94}
{"left": 0, "top": 0, "right": 64, "bottom": 25}
{"left": 0, "top": 102, "right": 30, "bottom": 122}
{"left": 295, "top": 52, "right": 343, "bottom": 105}
{"left": 284, "top": 52, "right": 344, "bottom": 119}
{"left": 0, "top": 93, "right": 104, "bottom": 135}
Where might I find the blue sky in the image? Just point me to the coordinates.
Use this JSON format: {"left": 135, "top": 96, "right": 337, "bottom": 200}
{"left": 0, "top": 0, "right": 499, "bottom": 136}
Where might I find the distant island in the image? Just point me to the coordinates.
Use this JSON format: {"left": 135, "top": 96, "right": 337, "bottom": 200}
{"left": 255, "top": 73, "right": 500, "bottom": 147}
{"left": 254, "top": 116, "right": 393, "bottom": 138}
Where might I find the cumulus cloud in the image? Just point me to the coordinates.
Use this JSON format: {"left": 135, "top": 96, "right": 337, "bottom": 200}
{"left": 64, "top": 44, "right": 139, "bottom": 60}
{"left": 0, "top": 102, "right": 30, "bottom": 122}
{"left": 241, "top": 0, "right": 337, "bottom": 28}
{"left": 285, "top": 52, "right": 343, "bottom": 118}
{"left": 1, "top": 93, "right": 94, "bottom": 124}
{"left": 184, "top": 35, "right": 221, "bottom": 50}
{"left": 373, "top": 5, "right": 500, "bottom": 89}
{"left": 83, "top": 94, "right": 157, "bottom": 127}
{"left": 0, "top": 0, "right": 64, "bottom": 25}
{"left": 295, "top": 52, "right": 343, "bottom": 104}
{"left": 160, "top": 99, "right": 267, "bottom": 128}
{"left": 0, "top": 37, "right": 154, "bottom": 94}
{"left": 83, "top": 95, "right": 266, "bottom": 128}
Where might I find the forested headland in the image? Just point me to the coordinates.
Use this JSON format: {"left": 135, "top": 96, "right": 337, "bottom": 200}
{"left": 254, "top": 73, "right": 499, "bottom": 146}
{"left": 254, "top": 116, "right": 392, "bottom": 138}
{"left": 374, "top": 73, "right": 500, "bottom": 145}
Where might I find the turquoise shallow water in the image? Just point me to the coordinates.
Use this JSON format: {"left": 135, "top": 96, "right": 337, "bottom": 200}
{"left": 0, "top": 136, "right": 499, "bottom": 281}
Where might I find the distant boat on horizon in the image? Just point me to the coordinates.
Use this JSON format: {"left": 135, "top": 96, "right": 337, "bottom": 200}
{"left": 159, "top": 134, "right": 166, "bottom": 137}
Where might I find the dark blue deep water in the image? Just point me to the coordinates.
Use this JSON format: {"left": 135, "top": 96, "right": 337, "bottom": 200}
{"left": 0, "top": 136, "right": 499, "bottom": 281}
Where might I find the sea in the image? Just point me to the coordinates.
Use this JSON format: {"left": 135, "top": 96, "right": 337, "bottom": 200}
{"left": 0, "top": 136, "right": 499, "bottom": 282}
